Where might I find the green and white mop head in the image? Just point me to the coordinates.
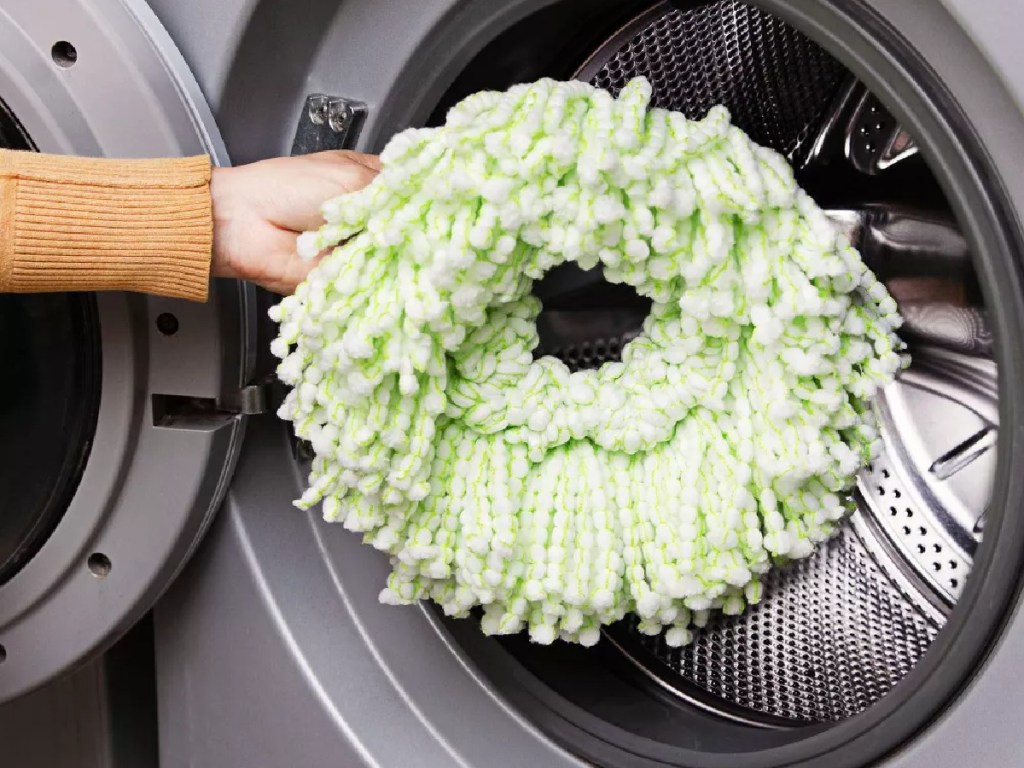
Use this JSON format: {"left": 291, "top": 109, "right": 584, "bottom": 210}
{"left": 270, "top": 77, "right": 906, "bottom": 647}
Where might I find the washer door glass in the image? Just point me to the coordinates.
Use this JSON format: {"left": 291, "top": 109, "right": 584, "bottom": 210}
{"left": 0, "top": 293, "right": 101, "bottom": 584}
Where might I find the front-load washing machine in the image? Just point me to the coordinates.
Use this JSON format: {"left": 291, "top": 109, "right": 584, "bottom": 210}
{"left": 2, "top": 0, "right": 1024, "bottom": 766}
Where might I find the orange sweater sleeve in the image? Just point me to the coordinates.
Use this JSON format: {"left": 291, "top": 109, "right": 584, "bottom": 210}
{"left": 0, "top": 149, "right": 213, "bottom": 302}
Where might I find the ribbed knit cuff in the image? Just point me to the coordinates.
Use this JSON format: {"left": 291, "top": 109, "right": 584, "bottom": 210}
{"left": 0, "top": 149, "right": 213, "bottom": 302}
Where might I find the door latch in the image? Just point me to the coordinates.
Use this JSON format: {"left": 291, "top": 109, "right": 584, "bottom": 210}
{"left": 152, "top": 377, "right": 284, "bottom": 427}
{"left": 291, "top": 94, "right": 367, "bottom": 155}
{"left": 219, "top": 378, "right": 283, "bottom": 415}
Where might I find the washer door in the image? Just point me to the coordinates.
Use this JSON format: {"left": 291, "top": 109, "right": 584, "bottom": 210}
{"left": 0, "top": 0, "right": 256, "bottom": 704}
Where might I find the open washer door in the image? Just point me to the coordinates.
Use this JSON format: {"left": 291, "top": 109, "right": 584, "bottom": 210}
{"left": 0, "top": 0, "right": 256, "bottom": 704}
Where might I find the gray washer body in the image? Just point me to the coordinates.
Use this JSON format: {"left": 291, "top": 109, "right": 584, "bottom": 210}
{"left": 146, "top": 0, "right": 1024, "bottom": 766}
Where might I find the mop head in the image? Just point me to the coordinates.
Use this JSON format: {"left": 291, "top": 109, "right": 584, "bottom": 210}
{"left": 270, "top": 77, "right": 906, "bottom": 647}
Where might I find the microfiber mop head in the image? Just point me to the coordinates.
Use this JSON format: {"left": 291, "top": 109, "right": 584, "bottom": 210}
{"left": 270, "top": 77, "right": 906, "bottom": 647}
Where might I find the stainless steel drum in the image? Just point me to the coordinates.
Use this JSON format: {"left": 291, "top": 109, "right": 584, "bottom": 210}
{"left": 528, "top": 0, "right": 997, "bottom": 725}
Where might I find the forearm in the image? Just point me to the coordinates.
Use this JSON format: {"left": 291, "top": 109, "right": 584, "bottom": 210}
{"left": 0, "top": 148, "right": 213, "bottom": 301}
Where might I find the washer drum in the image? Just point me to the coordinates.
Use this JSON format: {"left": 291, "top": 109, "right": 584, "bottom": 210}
{"left": 528, "top": 0, "right": 996, "bottom": 726}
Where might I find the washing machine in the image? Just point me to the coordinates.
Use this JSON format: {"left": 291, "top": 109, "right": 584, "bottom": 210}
{"left": 1, "top": 0, "right": 1023, "bottom": 766}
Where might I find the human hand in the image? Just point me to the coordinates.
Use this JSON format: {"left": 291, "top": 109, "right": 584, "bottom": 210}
{"left": 210, "top": 150, "right": 381, "bottom": 294}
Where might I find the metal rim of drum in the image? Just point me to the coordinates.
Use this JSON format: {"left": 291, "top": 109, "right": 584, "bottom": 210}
{"left": 0, "top": 0, "right": 254, "bottom": 704}
{"left": 552, "top": 0, "right": 997, "bottom": 727}
{"left": 418, "top": 0, "right": 1024, "bottom": 765}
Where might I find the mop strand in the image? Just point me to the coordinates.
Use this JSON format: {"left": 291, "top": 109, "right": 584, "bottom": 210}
{"left": 269, "top": 77, "right": 906, "bottom": 647}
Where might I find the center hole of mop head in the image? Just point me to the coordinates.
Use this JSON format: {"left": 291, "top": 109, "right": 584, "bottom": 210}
{"left": 532, "top": 263, "right": 653, "bottom": 370}
{"left": 271, "top": 76, "right": 907, "bottom": 650}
